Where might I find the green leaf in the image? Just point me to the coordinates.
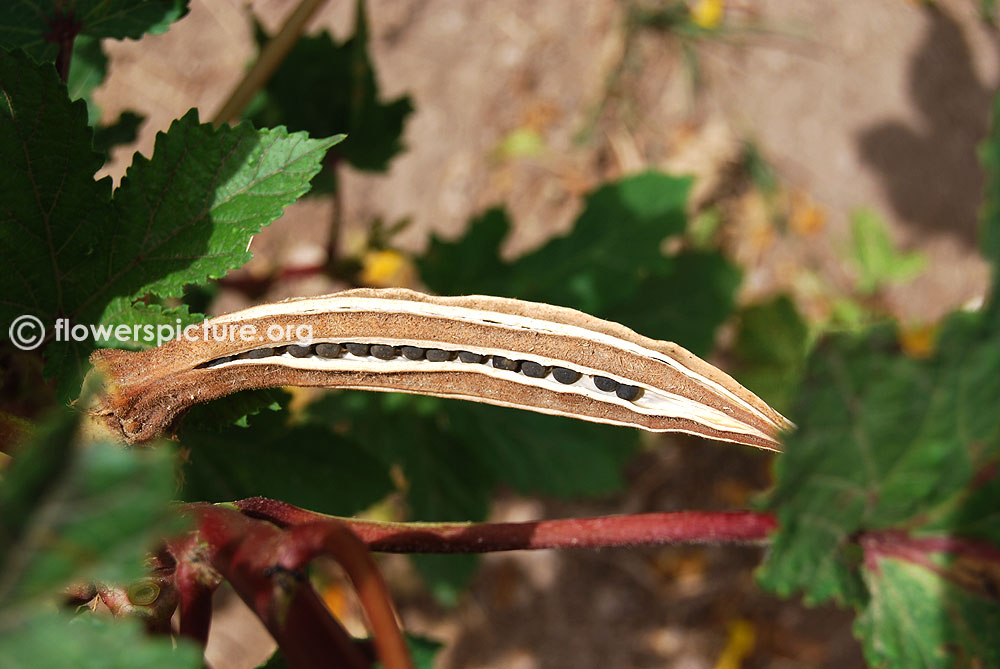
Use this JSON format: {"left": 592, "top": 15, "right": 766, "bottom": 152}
{"left": 66, "top": 35, "right": 107, "bottom": 124}
{"left": 0, "top": 610, "right": 201, "bottom": 668}
{"left": 418, "top": 172, "right": 736, "bottom": 355}
{"left": 409, "top": 553, "right": 479, "bottom": 607}
{"left": 849, "top": 208, "right": 927, "bottom": 295}
{"left": 0, "top": 1, "right": 190, "bottom": 63}
{"left": 729, "top": 295, "right": 810, "bottom": 414}
{"left": 0, "top": 407, "right": 181, "bottom": 612}
{"left": 93, "top": 110, "right": 144, "bottom": 157}
{"left": 0, "top": 49, "right": 342, "bottom": 398}
{"left": 178, "top": 408, "right": 393, "bottom": 517}
{"left": 248, "top": 0, "right": 413, "bottom": 178}
{"left": 758, "top": 307, "right": 1000, "bottom": 663}
{"left": 855, "top": 556, "right": 1000, "bottom": 668}
{"left": 308, "top": 390, "right": 639, "bottom": 604}
{"left": 980, "top": 87, "right": 1000, "bottom": 296}
{"left": 103, "top": 110, "right": 343, "bottom": 311}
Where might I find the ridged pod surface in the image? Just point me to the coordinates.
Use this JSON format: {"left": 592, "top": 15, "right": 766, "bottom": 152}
{"left": 90, "top": 288, "right": 792, "bottom": 449}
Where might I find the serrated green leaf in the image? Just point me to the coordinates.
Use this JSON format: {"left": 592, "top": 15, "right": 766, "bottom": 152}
{"left": 102, "top": 110, "right": 343, "bottom": 311}
{"left": 0, "top": 610, "right": 201, "bottom": 668}
{"left": 758, "top": 306, "right": 1000, "bottom": 664}
{"left": 0, "top": 407, "right": 181, "bottom": 612}
{"left": 1, "top": 51, "right": 341, "bottom": 399}
{"left": 247, "top": 0, "right": 413, "bottom": 178}
{"left": 0, "top": 1, "right": 190, "bottom": 63}
{"left": 849, "top": 208, "right": 927, "bottom": 295}
{"left": 178, "top": 408, "right": 393, "bottom": 517}
{"left": 855, "top": 556, "right": 1000, "bottom": 668}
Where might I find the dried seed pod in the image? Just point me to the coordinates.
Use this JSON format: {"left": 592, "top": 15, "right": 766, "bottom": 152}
{"left": 89, "top": 288, "right": 792, "bottom": 449}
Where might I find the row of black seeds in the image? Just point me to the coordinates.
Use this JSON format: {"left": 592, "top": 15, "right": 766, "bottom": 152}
{"left": 201, "top": 343, "right": 643, "bottom": 401}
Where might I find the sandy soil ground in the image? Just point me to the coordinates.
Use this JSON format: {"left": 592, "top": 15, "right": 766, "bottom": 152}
{"left": 91, "top": 1, "right": 998, "bottom": 666}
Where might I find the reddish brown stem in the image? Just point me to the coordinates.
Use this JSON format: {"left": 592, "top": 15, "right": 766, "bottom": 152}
{"left": 188, "top": 504, "right": 412, "bottom": 669}
{"left": 281, "top": 523, "right": 413, "bottom": 669}
{"left": 234, "top": 498, "right": 778, "bottom": 553}
{"left": 44, "top": 13, "right": 81, "bottom": 83}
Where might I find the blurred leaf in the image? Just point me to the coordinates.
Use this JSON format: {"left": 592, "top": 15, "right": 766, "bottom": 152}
{"left": 178, "top": 408, "right": 393, "bottom": 517}
{"left": 729, "top": 295, "right": 810, "bottom": 413}
{"left": 758, "top": 306, "right": 1000, "bottom": 664}
{"left": 66, "top": 35, "right": 107, "bottom": 124}
{"left": 855, "top": 556, "right": 1000, "bottom": 668}
{"left": 409, "top": 554, "right": 479, "bottom": 607}
{"left": 248, "top": 0, "right": 413, "bottom": 180}
{"left": 419, "top": 172, "right": 737, "bottom": 355}
{"left": 180, "top": 388, "right": 289, "bottom": 431}
{"left": 0, "top": 1, "right": 189, "bottom": 63}
{"left": 308, "top": 390, "right": 639, "bottom": 603}
{"left": 92, "top": 110, "right": 144, "bottom": 158}
{"left": 981, "top": 86, "right": 1000, "bottom": 297}
{"left": 405, "top": 634, "right": 444, "bottom": 669}
{"left": 0, "top": 407, "right": 181, "bottom": 612}
{"left": 0, "top": 610, "right": 201, "bottom": 668}
{"left": 849, "top": 208, "right": 926, "bottom": 295}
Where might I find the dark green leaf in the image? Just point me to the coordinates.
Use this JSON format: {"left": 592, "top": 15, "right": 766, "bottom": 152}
{"left": 0, "top": 50, "right": 341, "bottom": 398}
{"left": 92, "top": 110, "right": 144, "bottom": 157}
{"left": 248, "top": 0, "right": 413, "bottom": 177}
{"left": 409, "top": 554, "right": 479, "bottom": 608}
{"left": 0, "top": 610, "right": 200, "bottom": 668}
{"left": 0, "top": 407, "right": 181, "bottom": 611}
{"left": 419, "top": 171, "right": 738, "bottom": 356}
{"left": 178, "top": 408, "right": 393, "bottom": 517}
{"left": 729, "top": 295, "right": 810, "bottom": 413}
{"left": 0, "top": 1, "right": 190, "bottom": 63}
{"left": 308, "top": 390, "right": 639, "bottom": 604}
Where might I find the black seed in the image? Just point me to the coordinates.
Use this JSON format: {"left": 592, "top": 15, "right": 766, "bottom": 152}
{"left": 201, "top": 355, "right": 233, "bottom": 368}
{"left": 286, "top": 344, "right": 312, "bottom": 358}
{"left": 245, "top": 347, "right": 274, "bottom": 359}
{"left": 370, "top": 344, "right": 399, "bottom": 360}
{"left": 615, "top": 384, "right": 643, "bottom": 401}
{"left": 552, "top": 367, "right": 581, "bottom": 384}
{"left": 520, "top": 360, "right": 549, "bottom": 378}
{"left": 315, "top": 343, "right": 343, "bottom": 358}
{"left": 345, "top": 343, "right": 370, "bottom": 357}
{"left": 492, "top": 356, "right": 520, "bottom": 372}
{"left": 458, "top": 351, "right": 487, "bottom": 364}
{"left": 426, "top": 348, "right": 455, "bottom": 362}
{"left": 593, "top": 375, "right": 619, "bottom": 392}
{"left": 401, "top": 346, "right": 426, "bottom": 360}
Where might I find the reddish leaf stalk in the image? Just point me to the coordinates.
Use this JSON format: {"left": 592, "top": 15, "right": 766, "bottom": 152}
{"left": 233, "top": 498, "right": 779, "bottom": 553}
{"left": 44, "top": 13, "right": 81, "bottom": 83}
{"left": 281, "top": 523, "right": 414, "bottom": 669}
{"left": 188, "top": 504, "right": 411, "bottom": 669}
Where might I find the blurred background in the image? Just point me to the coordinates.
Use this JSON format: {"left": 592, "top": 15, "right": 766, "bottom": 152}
{"left": 87, "top": 0, "right": 998, "bottom": 666}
